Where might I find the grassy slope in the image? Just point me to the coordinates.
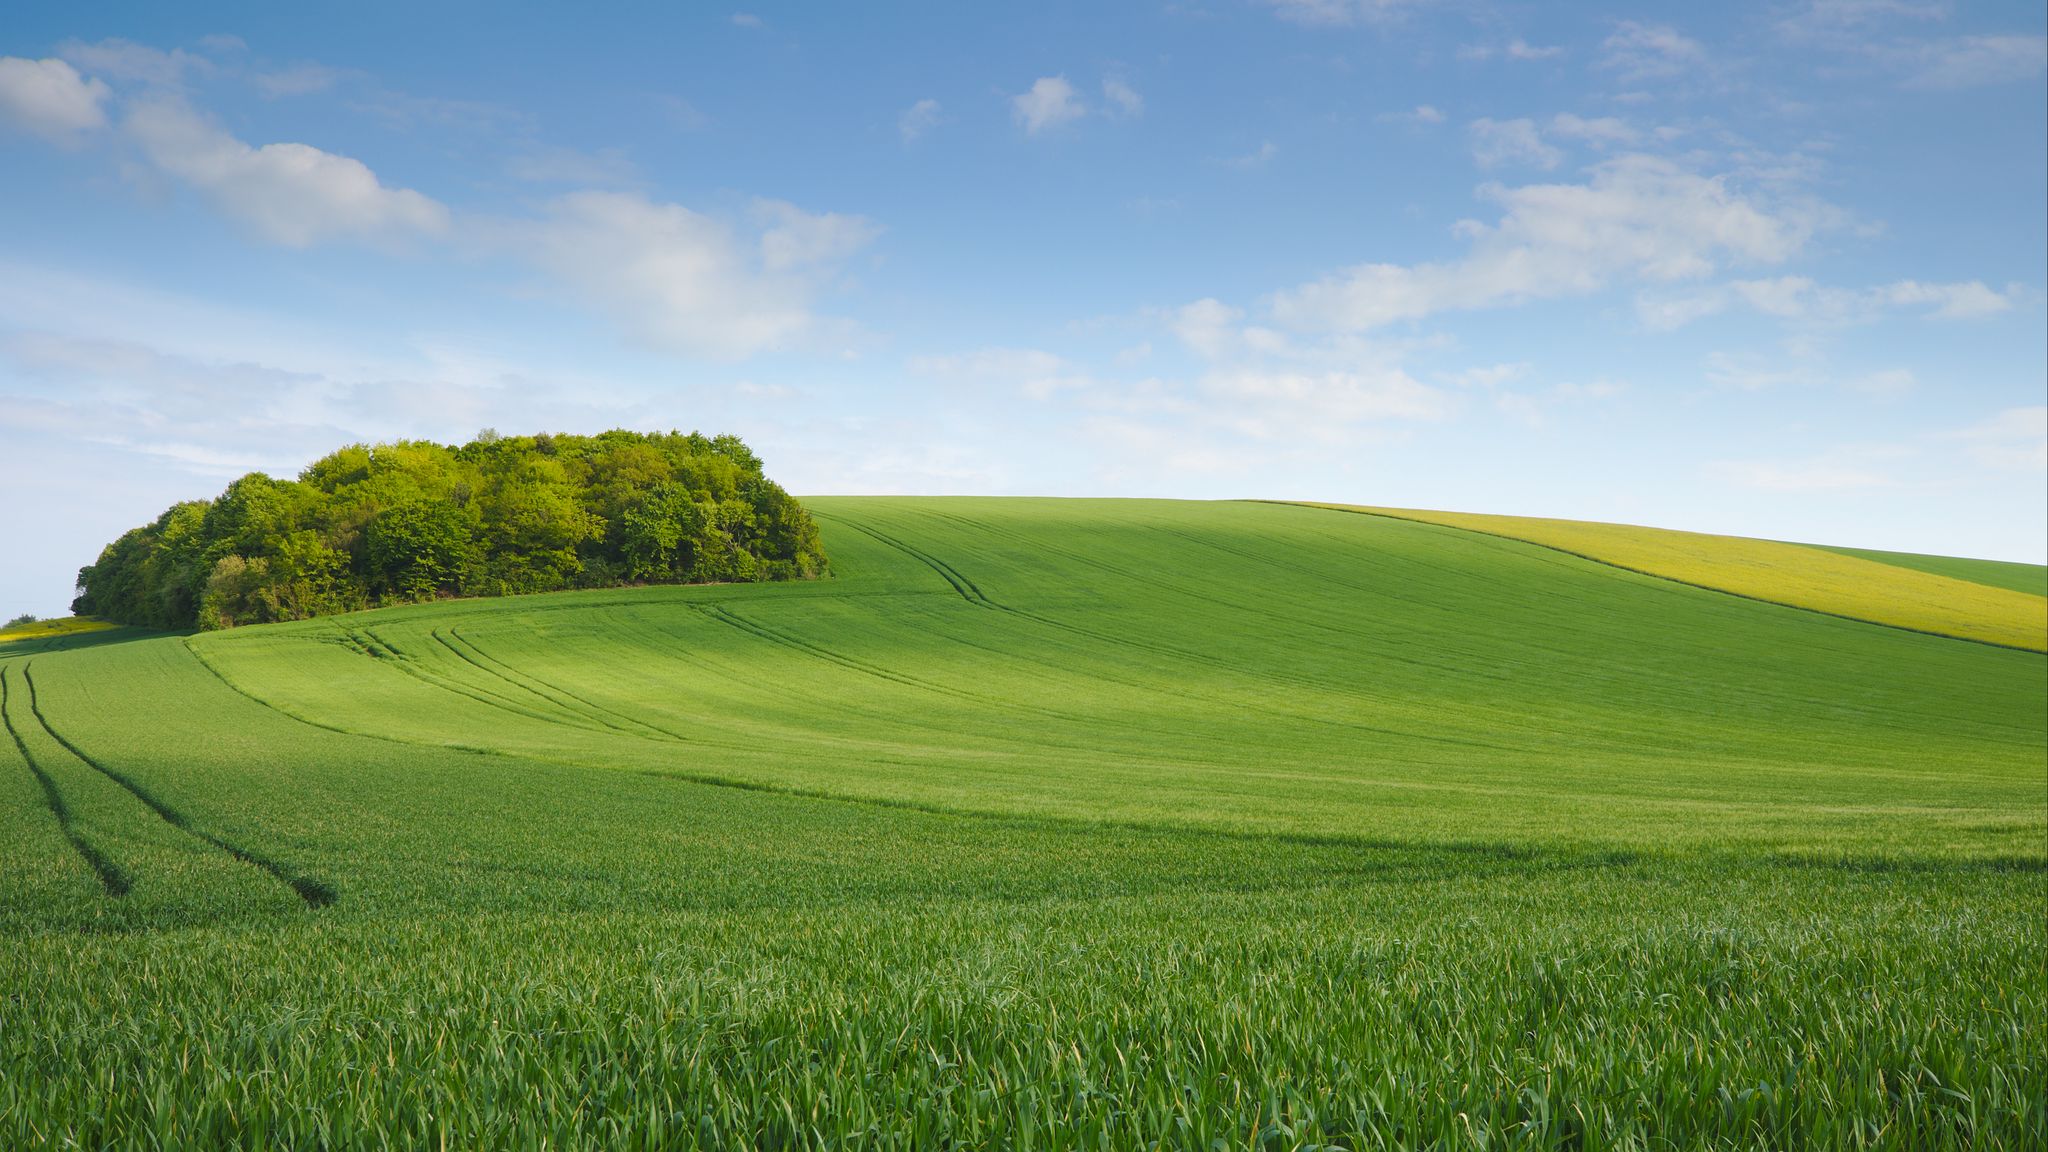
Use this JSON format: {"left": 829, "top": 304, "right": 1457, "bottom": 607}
{"left": 1292, "top": 502, "right": 2048, "bottom": 652}
{"left": 0, "top": 615, "right": 117, "bottom": 645}
{"left": 1812, "top": 543, "right": 2048, "bottom": 597}
{"left": 2, "top": 497, "right": 2042, "bottom": 1149}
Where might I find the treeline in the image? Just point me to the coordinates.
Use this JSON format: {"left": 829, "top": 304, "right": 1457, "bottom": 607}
{"left": 73, "top": 430, "right": 827, "bottom": 630}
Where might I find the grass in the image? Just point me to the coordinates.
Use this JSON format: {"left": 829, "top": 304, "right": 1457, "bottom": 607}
{"left": 1290, "top": 502, "right": 2048, "bottom": 652}
{"left": 0, "top": 496, "right": 2041, "bottom": 1149}
{"left": 0, "top": 615, "right": 117, "bottom": 646}
{"left": 1810, "top": 543, "right": 2048, "bottom": 598}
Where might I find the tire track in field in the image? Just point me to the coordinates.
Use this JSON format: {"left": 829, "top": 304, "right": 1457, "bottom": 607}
{"left": 690, "top": 603, "right": 1102, "bottom": 729}
{"left": 338, "top": 625, "right": 617, "bottom": 735}
{"left": 19, "top": 663, "right": 336, "bottom": 909}
{"left": 0, "top": 665, "right": 130, "bottom": 896}
{"left": 683, "top": 601, "right": 1317, "bottom": 767}
{"left": 437, "top": 628, "right": 697, "bottom": 744}
{"left": 823, "top": 507, "right": 1524, "bottom": 754}
{"left": 912, "top": 504, "right": 1511, "bottom": 683}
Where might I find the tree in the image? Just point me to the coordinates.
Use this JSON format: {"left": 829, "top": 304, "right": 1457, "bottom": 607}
{"left": 72, "top": 428, "right": 827, "bottom": 629}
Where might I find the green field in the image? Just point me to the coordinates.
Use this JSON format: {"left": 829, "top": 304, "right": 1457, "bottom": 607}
{"left": 2, "top": 497, "right": 2043, "bottom": 1149}
{"left": 1811, "top": 543, "right": 2048, "bottom": 598}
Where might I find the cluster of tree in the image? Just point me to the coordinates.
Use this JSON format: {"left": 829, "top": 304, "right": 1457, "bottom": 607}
{"left": 73, "top": 429, "right": 827, "bottom": 631}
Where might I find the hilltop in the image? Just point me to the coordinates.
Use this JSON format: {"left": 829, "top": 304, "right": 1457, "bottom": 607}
{"left": 3, "top": 496, "right": 2041, "bottom": 1148}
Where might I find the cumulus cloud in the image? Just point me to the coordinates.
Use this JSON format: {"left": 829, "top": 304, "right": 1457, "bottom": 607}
{"left": 1013, "top": 76, "right": 1085, "bottom": 134}
{"left": 523, "top": 191, "right": 875, "bottom": 359}
{"left": 0, "top": 57, "right": 111, "bottom": 144}
{"left": 898, "top": 98, "right": 941, "bottom": 142}
{"left": 1271, "top": 155, "right": 1810, "bottom": 332}
{"left": 1468, "top": 118, "right": 1561, "bottom": 169}
{"left": 124, "top": 97, "right": 449, "bottom": 246}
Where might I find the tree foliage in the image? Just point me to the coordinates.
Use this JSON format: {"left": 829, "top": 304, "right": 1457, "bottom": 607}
{"left": 73, "top": 430, "right": 827, "bottom": 630}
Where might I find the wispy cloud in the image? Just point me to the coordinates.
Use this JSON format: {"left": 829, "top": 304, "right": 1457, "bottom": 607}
{"left": 1600, "top": 22, "right": 1707, "bottom": 81}
{"left": 1102, "top": 77, "right": 1143, "bottom": 118}
{"left": 1377, "top": 104, "right": 1445, "bottom": 126}
{"left": 1459, "top": 38, "right": 1563, "bottom": 62}
{"left": 898, "top": 98, "right": 942, "bottom": 143}
{"left": 1262, "top": 0, "right": 1426, "bottom": 27}
{"left": 1468, "top": 118, "right": 1561, "bottom": 169}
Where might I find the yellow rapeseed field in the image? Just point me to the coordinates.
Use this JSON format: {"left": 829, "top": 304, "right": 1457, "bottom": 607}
{"left": 1290, "top": 503, "right": 2048, "bottom": 653}
{"left": 0, "top": 617, "right": 117, "bottom": 645}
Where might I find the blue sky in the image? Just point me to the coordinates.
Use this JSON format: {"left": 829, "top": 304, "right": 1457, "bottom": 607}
{"left": 2, "top": 1, "right": 2044, "bottom": 616}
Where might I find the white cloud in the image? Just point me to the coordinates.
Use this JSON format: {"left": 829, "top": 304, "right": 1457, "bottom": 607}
{"left": 1444, "top": 362, "right": 1530, "bottom": 389}
{"left": 653, "top": 94, "right": 710, "bottom": 131}
{"left": 1460, "top": 38, "right": 1563, "bottom": 62}
{"left": 754, "top": 198, "right": 882, "bottom": 272}
{"left": 1505, "top": 38, "right": 1564, "bottom": 60}
{"left": 730, "top": 13, "right": 764, "bottom": 29}
{"left": 1263, "top": 0, "right": 1424, "bottom": 26}
{"left": 1601, "top": 22, "right": 1707, "bottom": 81}
{"left": 1378, "top": 104, "right": 1445, "bottom": 126}
{"left": 1847, "top": 368, "right": 1915, "bottom": 397}
{"left": 1708, "top": 451, "right": 1902, "bottom": 491}
{"left": 1013, "top": 76, "right": 1085, "bottom": 135}
{"left": 1639, "top": 276, "right": 2015, "bottom": 329}
{"left": 523, "top": 191, "right": 874, "bottom": 359}
{"left": 1903, "top": 35, "right": 2046, "bottom": 88}
{"left": 1468, "top": 118, "right": 1561, "bottom": 169}
{"left": 56, "top": 38, "right": 208, "bottom": 86}
{"left": 1874, "top": 279, "right": 2014, "bottom": 318}
{"left": 1102, "top": 77, "right": 1143, "bottom": 118}
{"left": 1225, "top": 141, "right": 1279, "bottom": 168}
{"left": 899, "top": 98, "right": 942, "bottom": 143}
{"left": 1548, "top": 113, "right": 1639, "bottom": 147}
{"left": 506, "top": 145, "right": 638, "bottom": 185}
{"left": 0, "top": 57, "right": 111, "bottom": 144}
{"left": 909, "top": 347, "right": 1090, "bottom": 399}
{"left": 1780, "top": 1, "right": 1948, "bottom": 34}
{"left": 124, "top": 96, "right": 449, "bottom": 247}
{"left": 1201, "top": 367, "right": 1449, "bottom": 439}
{"left": 1947, "top": 406, "right": 2047, "bottom": 471}
{"left": 252, "top": 63, "right": 344, "bottom": 98}
{"left": 1494, "top": 379, "right": 1627, "bottom": 428}
{"left": 1272, "top": 155, "right": 1810, "bottom": 332}
{"left": 1170, "top": 298, "right": 1245, "bottom": 359}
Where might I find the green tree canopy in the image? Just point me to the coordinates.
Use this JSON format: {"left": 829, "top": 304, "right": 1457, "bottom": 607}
{"left": 74, "top": 430, "right": 827, "bottom": 630}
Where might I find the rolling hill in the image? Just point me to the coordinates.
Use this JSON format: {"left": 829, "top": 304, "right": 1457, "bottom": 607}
{"left": 3, "top": 497, "right": 2042, "bottom": 1149}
